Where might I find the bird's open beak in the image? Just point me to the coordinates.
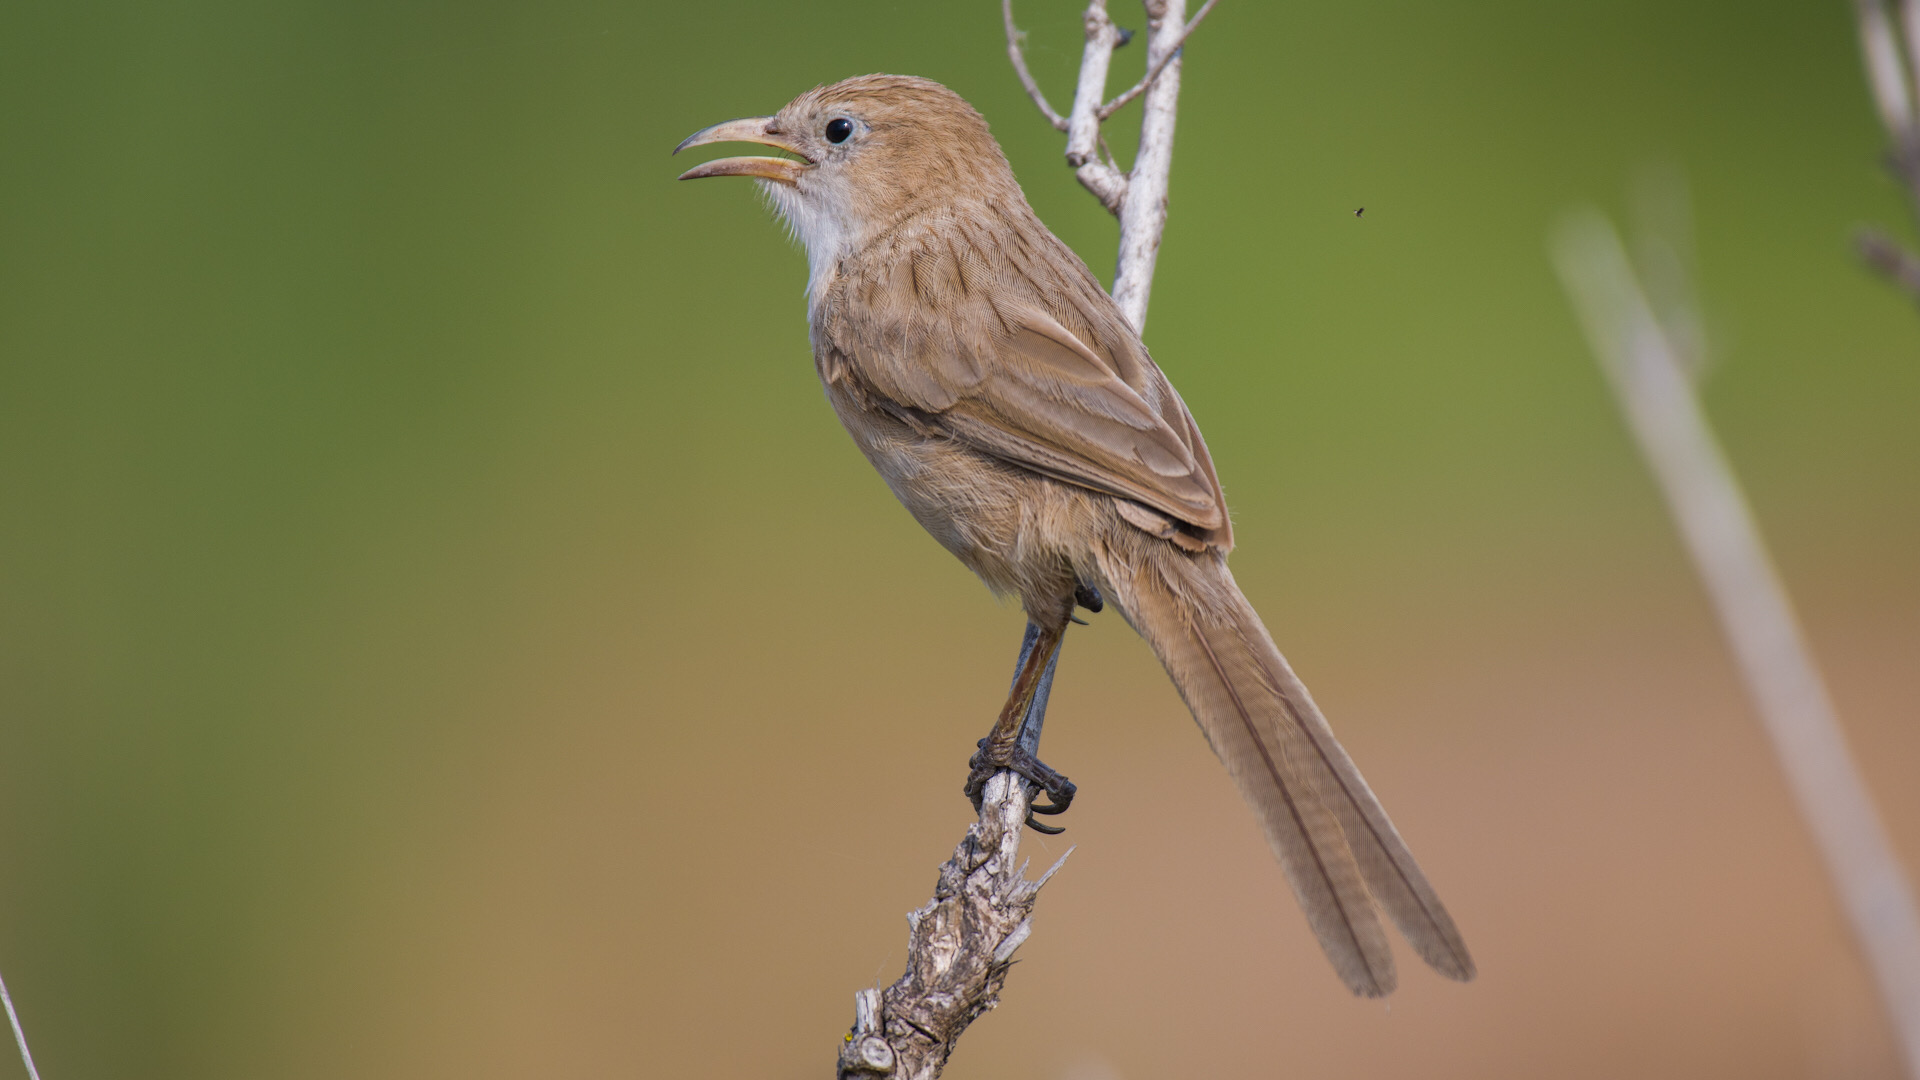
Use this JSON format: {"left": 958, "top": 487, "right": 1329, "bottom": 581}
{"left": 674, "top": 117, "right": 811, "bottom": 184}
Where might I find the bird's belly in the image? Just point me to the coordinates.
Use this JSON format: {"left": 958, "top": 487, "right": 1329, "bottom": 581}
{"left": 825, "top": 388, "right": 1079, "bottom": 607}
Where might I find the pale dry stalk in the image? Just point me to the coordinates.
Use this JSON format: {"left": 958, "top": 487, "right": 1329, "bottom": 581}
{"left": 1555, "top": 209, "right": 1920, "bottom": 1080}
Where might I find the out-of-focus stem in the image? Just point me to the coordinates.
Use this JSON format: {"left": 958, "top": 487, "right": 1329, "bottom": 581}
{"left": 1555, "top": 209, "right": 1920, "bottom": 1080}
{"left": 1860, "top": 0, "right": 1916, "bottom": 139}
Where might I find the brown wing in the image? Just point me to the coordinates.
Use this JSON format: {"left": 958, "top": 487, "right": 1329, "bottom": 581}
{"left": 821, "top": 217, "right": 1230, "bottom": 543}
{"left": 947, "top": 307, "right": 1223, "bottom": 527}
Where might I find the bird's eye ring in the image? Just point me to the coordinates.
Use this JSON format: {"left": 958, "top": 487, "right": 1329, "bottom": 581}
{"left": 825, "top": 118, "right": 854, "bottom": 144}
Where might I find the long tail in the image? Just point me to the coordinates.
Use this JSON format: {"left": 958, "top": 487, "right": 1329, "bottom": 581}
{"left": 1095, "top": 540, "right": 1475, "bottom": 997}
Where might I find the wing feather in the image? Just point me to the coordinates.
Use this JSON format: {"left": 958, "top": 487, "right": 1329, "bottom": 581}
{"left": 822, "top": 217, "right": 1230, "bottom": 541}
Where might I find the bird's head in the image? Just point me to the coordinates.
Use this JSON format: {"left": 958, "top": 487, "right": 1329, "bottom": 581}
{"left": 675, "top": 75, "right": 1016, "bottom": 293}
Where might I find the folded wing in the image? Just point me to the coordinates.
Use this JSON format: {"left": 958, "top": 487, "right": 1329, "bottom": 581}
{"left": 822, "top": 228, "right": 1230, "bottom": 543}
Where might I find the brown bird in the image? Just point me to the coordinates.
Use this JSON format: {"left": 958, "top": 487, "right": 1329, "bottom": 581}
{"left": 676, "top": 74, "right": 1473, "bottom": 997}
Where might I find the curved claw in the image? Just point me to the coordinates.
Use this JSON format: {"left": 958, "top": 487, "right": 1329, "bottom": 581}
{"left": 966, "top": 734, "right": 1077, "bottom": 830}
{"left": 1025, "top": 812, "right": 1067, "bottom": 835}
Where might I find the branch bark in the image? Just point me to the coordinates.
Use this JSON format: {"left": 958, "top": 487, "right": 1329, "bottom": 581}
{"left": 836, "top": 773, "right": 1070, "bottom": 1080}
{"left": 1554, "top": 208, "right": 1920, "bottom": 1080}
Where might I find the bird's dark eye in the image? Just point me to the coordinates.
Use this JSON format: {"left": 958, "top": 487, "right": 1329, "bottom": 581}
{"left": 825, "top": 118, "right": 853, "bottom": 144}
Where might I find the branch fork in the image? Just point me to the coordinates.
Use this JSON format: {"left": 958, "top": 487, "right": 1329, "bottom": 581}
{"left": 1004, "top": 0, "right": 1219, "bottom": 331}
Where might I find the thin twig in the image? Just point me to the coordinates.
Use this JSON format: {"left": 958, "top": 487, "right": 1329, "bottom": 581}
{"left": 1098, "top": 0, "right": 1218, "bottom": 119}
{"left": 1554, "top": 208, "right": 1920, "bottom": 1080}
{"left": 1003, "top": 0, "right": 1069, "bottom": 131}
{"left": 1, "top": 967, "right": 43, "bottom": 1080}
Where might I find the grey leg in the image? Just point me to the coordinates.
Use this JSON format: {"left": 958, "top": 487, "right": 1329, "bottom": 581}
{"left": 1014, "top": 621, "right": 1062, "bottom": 758}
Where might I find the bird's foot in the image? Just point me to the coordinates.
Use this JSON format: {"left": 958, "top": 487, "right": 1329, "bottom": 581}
{"left": 1074, "top": 581, "right": 1104, "bottom": 613}
{"left": 965, "top": 739, "right": 1078, "bottom": 834}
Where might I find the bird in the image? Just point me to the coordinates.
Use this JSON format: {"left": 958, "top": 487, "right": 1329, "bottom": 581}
{"left": 1355, "top": 207, "right": 1365, "bottom": 217}
{"left": 675, "top": 74, "right": 1473, "bottom": 998}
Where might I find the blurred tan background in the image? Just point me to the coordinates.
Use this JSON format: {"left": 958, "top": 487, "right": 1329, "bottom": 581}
{"left": 3, "top": 1, "right": 1918, "bottom": 1077}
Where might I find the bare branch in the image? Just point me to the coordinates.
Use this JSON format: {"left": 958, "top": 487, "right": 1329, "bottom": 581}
{"left": 1554, "top": 208, "right": 1920, "bottom": 1080}
{"left": 1111, "top": 0, "right": 1189, "bottom": 331}
{"left": 1098, "top": 0, "right": 1218, "bottom": 120}
{"left": 1058, "top": 1, "right": 1131, "bottom": 215}
{"left": 1003, "top": 0, "right": 1069, "bottom": 131}
{"left": 1, "top": 967, "right": 43, "bottom": 1080}
{"left": 1065, "top": 1, "right": 1124, "bottom": 166}
{"left": 835, "top": 773, "right": 1070, "bottom": 1080}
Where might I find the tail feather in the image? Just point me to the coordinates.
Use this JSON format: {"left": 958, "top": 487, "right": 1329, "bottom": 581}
{"left": 1098, "top": 541, "right": 1475, "bottom": 996}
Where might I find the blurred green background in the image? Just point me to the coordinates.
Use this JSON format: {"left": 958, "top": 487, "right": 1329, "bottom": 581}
{"left": 3, "top": 1, "right": 1917, "bottom": 1076}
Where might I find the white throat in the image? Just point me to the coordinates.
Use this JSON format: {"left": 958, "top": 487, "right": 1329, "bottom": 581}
{"left": 761, "top": 178, "right": 860, "bottom": 312}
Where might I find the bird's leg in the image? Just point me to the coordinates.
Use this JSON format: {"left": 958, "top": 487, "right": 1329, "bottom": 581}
{"left": 965, "top": 621, "right": 1077, "bottom": 833}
